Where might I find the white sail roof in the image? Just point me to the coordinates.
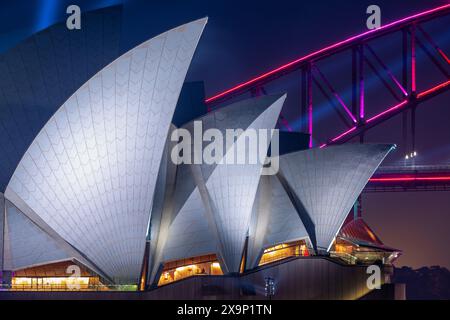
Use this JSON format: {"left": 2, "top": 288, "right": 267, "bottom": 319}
{"left": 278, "top": 144, "right": 394, "bottom": 252}
{"left": 3, "top": 201, "right": 70, "bottom": 271}
{"left": 6, "top": 18, "right": 207, "bottom": 283}
{"left": 159, "top": 95, "right": 286, "bottom": 273}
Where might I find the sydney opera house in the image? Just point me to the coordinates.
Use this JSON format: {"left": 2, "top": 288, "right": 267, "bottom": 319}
{"left": 0, "top": 7, "right": 402, "bottom": 299}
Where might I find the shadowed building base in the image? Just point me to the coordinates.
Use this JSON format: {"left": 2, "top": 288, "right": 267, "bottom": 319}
{"left": 0, "top": 256, "right": 404, "bottom": 300}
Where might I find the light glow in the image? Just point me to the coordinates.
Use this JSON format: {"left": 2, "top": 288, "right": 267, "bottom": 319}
{"left": 437, "top": 48, "right": 450, "bottom": 64}
{"left": 331, "top": 126, "right": 357, "bottom": 142}
{"left": 411, "top": 25, "right": 417, "bottom": 93}
{"left": 11, "top": 276, "right": 95, "bottom": 291}
{"left": 158, "top": 259, "right": 223, "bottom": 286}
{"left": 327, "top": 98, "right": 408, "bottom": 143}
{"left": 259, "top": 240, "right": 309, "bottom": 266}
{"left": 366, "top": 100, "right": 408, "bottom": 123}
{"left": 417, "top": 80, "right": 450, "bottom": 98}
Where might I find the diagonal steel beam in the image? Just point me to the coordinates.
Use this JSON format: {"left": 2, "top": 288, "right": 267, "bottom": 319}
{"left": 364, "top": 56, "right": 403, "bottom": 101}
{"left": 417, "top": 25, "right": 450, "bottom": 64}
{"left": 324, "top": 80, "right": 450, "bottom": 146}
{"left": 312, "top": 64, "right": 357, "bottom": 123}
{"left": 366, "top": 44, "right": 408, "bottom": 97}
{"left": 412, "top": 32, "right": 450, "bottom": 78}
{"left": 312, "top": 76, "right": 353, "bottom": 128}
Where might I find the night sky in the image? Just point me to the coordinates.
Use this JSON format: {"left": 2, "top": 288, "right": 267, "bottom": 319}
{"left": 1, "top": 0, "right": 449, "bottom": 269}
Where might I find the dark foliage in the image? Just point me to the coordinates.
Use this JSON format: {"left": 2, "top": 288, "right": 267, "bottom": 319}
{"left": 393, "top": 266, "right": 450, "bottom": 300}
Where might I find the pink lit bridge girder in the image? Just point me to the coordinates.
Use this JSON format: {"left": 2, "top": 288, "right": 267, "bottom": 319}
{"left": 365, "top": 165, "right": 450, "bottom": 192}
{"left": 204, "top": 4, "right": 450, "bottom": 150}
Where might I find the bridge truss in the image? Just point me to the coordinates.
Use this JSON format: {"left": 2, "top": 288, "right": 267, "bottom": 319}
{"left": 204, "top": 4, "right": 450, "bottom": 192}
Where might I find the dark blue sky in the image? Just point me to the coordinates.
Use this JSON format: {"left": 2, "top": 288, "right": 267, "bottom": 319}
{"left": 1, "top": 0, "right": 449, "bottom": 269}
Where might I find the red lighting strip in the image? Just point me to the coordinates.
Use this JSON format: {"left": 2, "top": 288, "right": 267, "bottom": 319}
{"left": 366, "top": 100, "right": 408, "bottom": 123}
{"left": 330, "top": 126, "right": 357, "bottom": 142}
{"left": 370, "top": 176, "right": 450, "bottom": 182}
{"left": 323, "top": 100, "right": 406, "bottom": 144}
{"left": 437, "top": 48, "right": 450, "bottom": 64}
{"left": 417, "top": 79, "right": 450, "bottom": 98}
{"left": 205, "top": 4, "right": 450, "bottom": 104}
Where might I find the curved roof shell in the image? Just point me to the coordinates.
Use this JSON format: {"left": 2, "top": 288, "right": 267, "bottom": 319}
{"left": 278, "top": 144, "right": 395, "bottom": 252}
{"left": 0, "top": 6, "right": 123, "bottom": 192}
{"left": 6, "top": 18, "right": 207, "bottom": 283}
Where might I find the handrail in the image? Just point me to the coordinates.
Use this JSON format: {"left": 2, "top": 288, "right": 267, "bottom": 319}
{"left": 0, "top": 283, "right": 138, "bottom": 292}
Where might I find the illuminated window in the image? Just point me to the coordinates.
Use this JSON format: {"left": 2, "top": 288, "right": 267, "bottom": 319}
{"left": 11, "top": 277, "right": 99, "bottom": 291}
{"left": 211, "top": 262, "right": 223, "bottom": 275}
{"left": 10, "top": 261, "right": 107, "bottom": 291}
{"left": 259, "top": 240, "right": 310, "bottom": 266}
{"left": 330, "top": 237, "right": 397, "bottom": 265}
{"left": 158, "top": 254, "right": 223, "bottom": 286}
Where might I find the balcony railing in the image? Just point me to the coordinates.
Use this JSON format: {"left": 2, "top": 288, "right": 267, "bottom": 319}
{"left": 0, "top": 283, "right": 138, "bottom": 292}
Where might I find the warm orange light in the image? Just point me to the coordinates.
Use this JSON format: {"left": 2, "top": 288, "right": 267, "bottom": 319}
{"left": 12, "top": 277, "right": 92, "bottom": 291}
{"left": 175, "top": 264, "right": 195, "bottom": 272}
{"left": 335, "top": 244, "right": 353, "bottom": 254}
{"left": 158, "top": 260, "right": 223, "bottom": 286}
{"left": 259, "top": 240, "right": 309, "bottom": 266}
{"left": 263, "top": 244, "right": 287, "bottom": 253}
{"left": 364, "top": 226, "right": 378, "bottom": 243}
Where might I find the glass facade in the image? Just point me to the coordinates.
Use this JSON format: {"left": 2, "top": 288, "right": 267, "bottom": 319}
{"left": 330, "top": 237, "right": 399, "bottom": 265}
{"left": 258, "top": 240, "right": 310, "bottom": 266}
{"left": 158, "top": 254, "right": 223, "bottom": 286}
{"left": 11, "top": 276, "right": 104, "bottom": 291}
{"left": 9, "top": 261, "right": 107, "bottom": 291}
